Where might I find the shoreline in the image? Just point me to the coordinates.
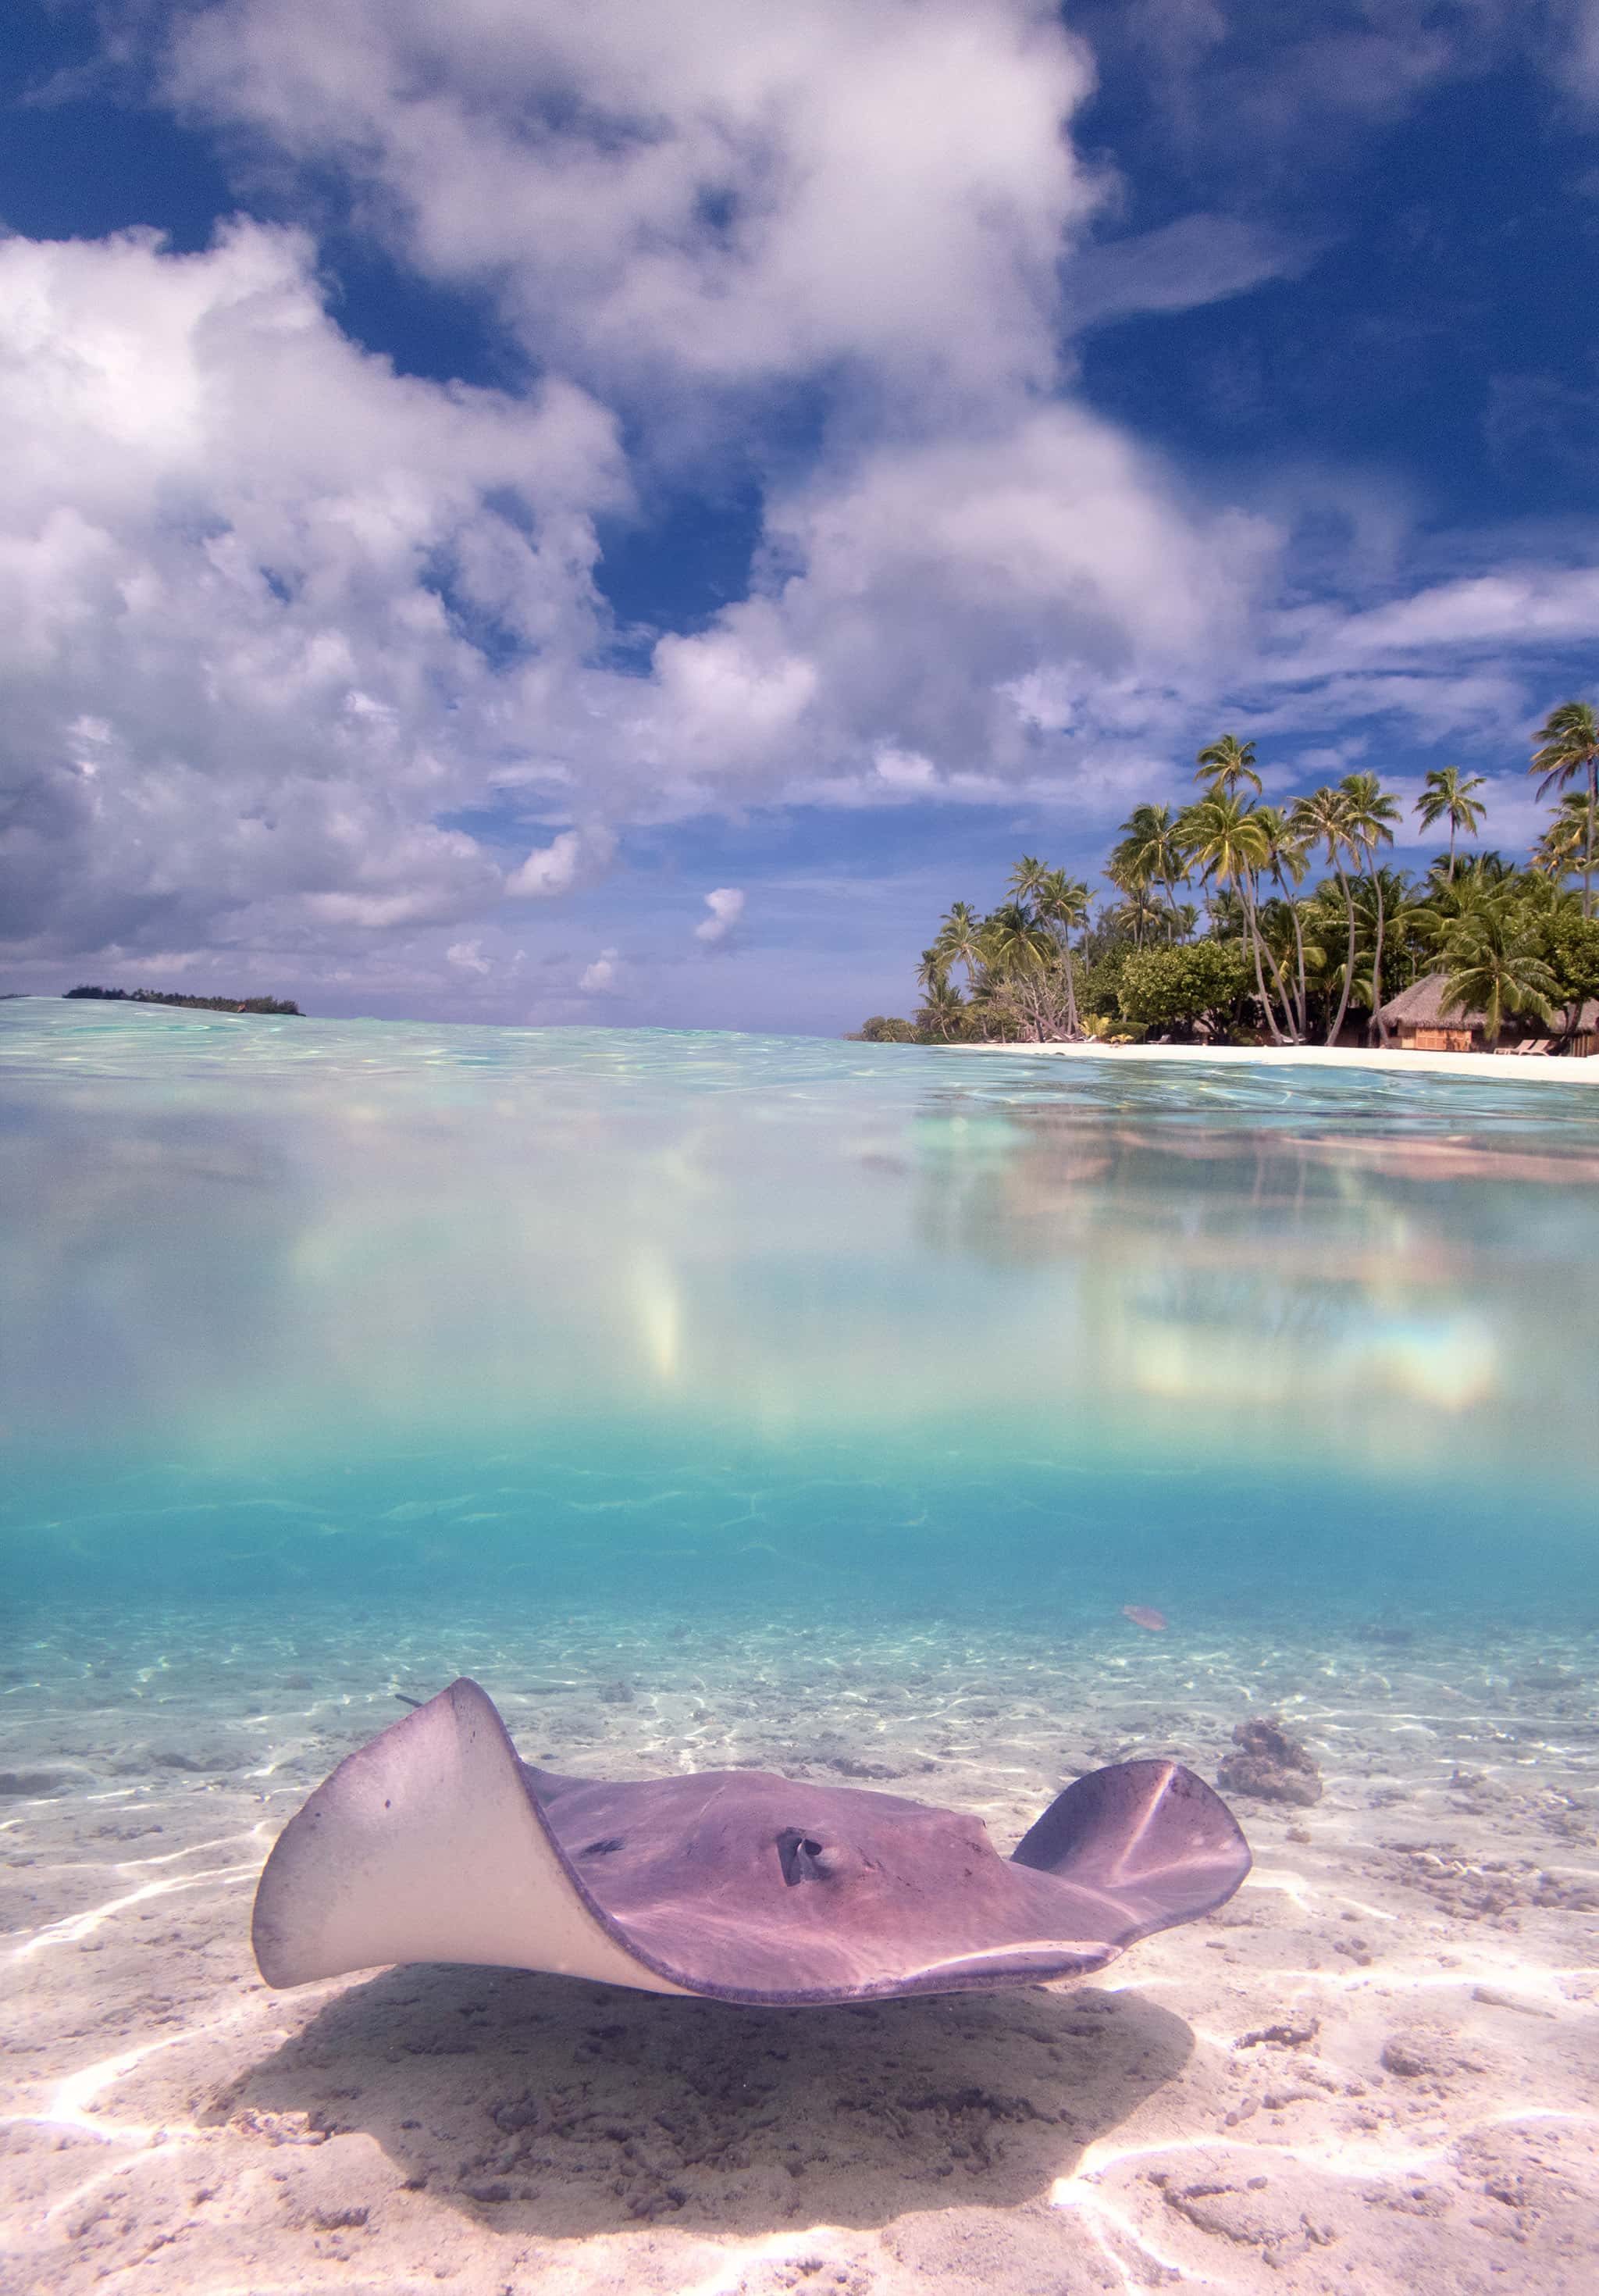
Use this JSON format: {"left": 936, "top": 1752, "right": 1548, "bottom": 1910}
{"left": 961, "top": 1038, "right": 1599, "bottom": 1082}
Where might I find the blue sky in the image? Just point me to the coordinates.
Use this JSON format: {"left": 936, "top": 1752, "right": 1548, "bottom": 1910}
{"left": 3, "top": 0, "right": 1597, "bottom": 1032}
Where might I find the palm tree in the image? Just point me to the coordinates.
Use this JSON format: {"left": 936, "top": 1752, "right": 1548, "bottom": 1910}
{"left": 934, "top": 901, "right": 987, "bottom": 989}
{"left": 978, "top": 900, "right": 1059, "bottom": 1040}
{"left": 916, "top": 980, "right": 967, "bottom": 1042}
{"left": 1182, "top": 793, "right": 1280, "bottom": 1040}
{"left": 1416, "top": 850, "right": 1511, "bottom": 954}
{"left": 1194, "top": 734, "right": 1263, "bottom": 802}
{"left": 1110, "top": 885, "right": 1167, "bottom": 947}
{"left": 1298, "top": 867, "right": 1406, "bottom": 1033}
{"left": 1341, "top": 772, "right": 1401, "bottom": 1043}
{"left": 982, "top": 900, "right": 1054, "bottom": 980}
{"left": 1414, "top": 766, "right": 1486, "bottom": 882}
{"left": 1290, "top": 785, "right": 1361, "bottom": 1045}
{"left": 1007, "top": 855, "right": 1057, "bottom": 913}
{"left": 1255, "top": 803, "right": 1310, "bottom": 1039}
{"left": 1112, "top": 804, "right": 1187, "bottom": 936}
{"left": 1173, "top": 802, "right": 1213, "bottom": 929}
{"left": 1035, "top": 868, "right": 1090, "bottom": 1037}
{"left": 1441, "top": 900, "right": 1559, "bottom": 1050}
{"left": 1531, "top": 790, "right": 1598, "bottom": 882}
{"left": 1530, "top": 701, "right": 1599, "bottom": 918}
{"left": 1442, "top": 849, "right": 1512, "bottom": 896}
{"left": 1102, "top": 850, "right": 1146, "bottom": 943}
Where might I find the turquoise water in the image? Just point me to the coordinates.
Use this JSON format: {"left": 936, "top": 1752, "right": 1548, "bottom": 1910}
{"left": 5, "top": 996, "right": 1597, "bottom": 1636}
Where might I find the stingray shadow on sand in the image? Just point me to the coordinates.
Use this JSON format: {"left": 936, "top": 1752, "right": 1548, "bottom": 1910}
{"left": 216, "top": 1965, "right": 1193, "bottom": 2239}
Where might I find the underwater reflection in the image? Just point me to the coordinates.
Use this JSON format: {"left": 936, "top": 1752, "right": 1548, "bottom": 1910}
{"left": 910, "top": 1101, "right": 1599, "bottom": 1450}
{"left": 3, "top": 1004, "right": 1598, "bottom": 1491}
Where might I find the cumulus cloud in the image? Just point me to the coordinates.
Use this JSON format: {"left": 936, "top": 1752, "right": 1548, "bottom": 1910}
{"left": 0, "top": 221, "right": 626, "bottom": 972}
{"left": 166, "top": 0, "right": 1100, "bottom": 418}
{"left": 579, "top": 947, "right": 623, "bottom": 994}
{"left": 446, "top": 939, "right": 491, "bottom": 975}
{"left": 633, "top": 405, "right": 1280, "bottom": 794}
{"left": 694, "top": 887, "right": 746, "bottom": 943}
{"left": 874, "top": 745, "right": 937, "bottom": 790}
{"left": 504, "top": 825, "right": 617, "bottom": 898}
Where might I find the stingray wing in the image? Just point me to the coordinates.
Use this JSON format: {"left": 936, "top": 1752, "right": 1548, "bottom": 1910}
{"left": 251, "top": 1677, "right": 689, "bottom": 1993}
{"left": 1011, "top": 1757, "right": 1252, "bottom": 1939}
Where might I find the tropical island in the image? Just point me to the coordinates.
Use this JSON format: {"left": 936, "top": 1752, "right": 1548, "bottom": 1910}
{"left": 65, "top": 986, "right": 303, "bottom": 1016}
{"left": 855, "top": 701, "right": 1599, "bottom": 1056}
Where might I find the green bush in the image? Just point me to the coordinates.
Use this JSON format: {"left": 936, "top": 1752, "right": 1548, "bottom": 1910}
{"left": 853, "top": 1014, "right": 921, "bottom": 1043}
{"left": 1116, "top": 939, "right": 1251, "bottom": 1032}
{"left": 1543, "top": 914, "right": 1599, "bottom": 1019}
{"left": 1080, "top": 949, "right": 1129, "bottom": 1020}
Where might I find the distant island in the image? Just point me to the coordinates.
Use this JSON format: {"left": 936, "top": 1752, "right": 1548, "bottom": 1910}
{"left": 66, "top": 986, "right": 302, "bottom": 1016}
{"left": 853, "top": 707, "right": 1599, "bottom": 1057}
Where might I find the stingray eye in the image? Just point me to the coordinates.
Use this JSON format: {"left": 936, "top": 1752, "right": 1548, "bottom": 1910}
{"left": 775, "top": 1828, "right": 828, "bottom": 1885}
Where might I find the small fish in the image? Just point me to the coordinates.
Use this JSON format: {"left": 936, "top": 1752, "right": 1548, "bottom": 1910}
{"left": 1122, "top": 1604, "right": 1168, "bottom": 1633}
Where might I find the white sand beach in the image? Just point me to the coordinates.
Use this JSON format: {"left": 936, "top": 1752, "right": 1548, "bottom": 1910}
{"left": 5, "top": 1606, "right": 1596, "bottom": 2296}
{"left": 966, "top": 1041, "right": 1599, "bottom": 1083}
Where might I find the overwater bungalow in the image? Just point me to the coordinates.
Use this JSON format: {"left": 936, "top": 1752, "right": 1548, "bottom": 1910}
{"left": 1379, "top": 972, "right": 1599, "bottom": 1056}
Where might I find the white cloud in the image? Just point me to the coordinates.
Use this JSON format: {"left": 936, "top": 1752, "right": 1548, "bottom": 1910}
{"left": 874, "top": 745, "right": 937, "bottom": 789}
{"left": 579, "top": 947, "right": 623, "bottom": 993}
{"left": 1308, "top": 567, "right": 1599, "bottom": 658}
{"left": 633, "top": 405, "right": 1280, "bottom": 794}
{"left": 694, "top": 888, "right": 746, "bottom": 944}
{"left": 1061, "top": 214, "right": 1321, "bottom": 330}
{"left": 167, "top": 0, "right": 1100, "bottom": 418}
{"left": 504, "top": 824, "right": 617, "bottom": 898}
{"left": 0, "top": 221, "right": 627, "bottom": 969}
{"left": 446, "top": 938, "right": 491, "bottom": 974}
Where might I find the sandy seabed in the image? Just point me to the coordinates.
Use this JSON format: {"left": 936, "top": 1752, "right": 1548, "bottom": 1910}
{"left": 2, "top": 1604, "right": 1597, "bottom": 2296}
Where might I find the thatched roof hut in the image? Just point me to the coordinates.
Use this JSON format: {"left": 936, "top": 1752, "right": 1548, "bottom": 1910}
{"left": 1378, "top": 971, "right": 1599, "bottom": 1053}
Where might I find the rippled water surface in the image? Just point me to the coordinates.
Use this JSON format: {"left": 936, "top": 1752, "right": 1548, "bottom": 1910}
{"left": 5, "top": 996, "right": 1597, "bottom": 1629}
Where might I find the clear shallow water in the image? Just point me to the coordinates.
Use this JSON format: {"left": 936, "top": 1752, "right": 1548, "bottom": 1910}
{"left": 4, "top": 997, "right": 1598, "bottom": 1633}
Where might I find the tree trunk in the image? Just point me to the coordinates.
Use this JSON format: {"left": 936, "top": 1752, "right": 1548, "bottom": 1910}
{"left": 1258, "top": 875, "right": 1300, "bottom": 1039}
{"left": 1326, "top": 864, "right": 1359, "bottom": 1046}
{"left": 1587, "top": 760, "right": 1597, "bottom": 922}
{"left": 1257, "top": 893, "right": 1297, "bottom": 1039}
{"left": 1368, "top": 851, "right": 1388, "bottom": 1046}
{"left": 1289, "top": 894, "right": 1309, "bottom": 1039}
{"left": 1483, "top": 978, "right": 1502, "bottom": 1051}
{"left": 1241, "top": 879, "right": 1286, "bottom": 1043}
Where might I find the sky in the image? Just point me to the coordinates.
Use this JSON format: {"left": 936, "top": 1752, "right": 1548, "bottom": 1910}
{"left": 3, "top": 0, "right": 1598, "bottom": 1034}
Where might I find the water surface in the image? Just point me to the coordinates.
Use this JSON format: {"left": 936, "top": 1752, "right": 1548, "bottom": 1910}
{"left": 5, "top": 997, "right": 1597, "bottom": 1634}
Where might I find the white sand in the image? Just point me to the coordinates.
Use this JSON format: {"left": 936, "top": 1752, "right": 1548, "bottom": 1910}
{"left": 963, "top": 1040, "right": 1599, "bottom": 1082}
{"left": 3, "top": 1607, "right": 1597, "bottom": 2294}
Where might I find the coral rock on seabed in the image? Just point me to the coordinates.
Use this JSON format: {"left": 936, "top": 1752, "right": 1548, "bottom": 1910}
{"left": 1217, "top": 1715, "right": 1324, "bottom": 1806}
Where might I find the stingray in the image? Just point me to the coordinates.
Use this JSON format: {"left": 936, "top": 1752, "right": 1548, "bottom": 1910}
{"left": 252, "top": 1677, "right": 1252, "bottom": 2005}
